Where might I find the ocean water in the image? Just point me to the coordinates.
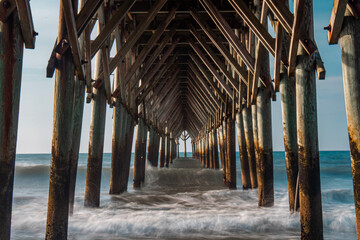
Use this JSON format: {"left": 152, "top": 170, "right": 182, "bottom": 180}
{"left": 11, "top": 151, "right": 356, "bottom": 239}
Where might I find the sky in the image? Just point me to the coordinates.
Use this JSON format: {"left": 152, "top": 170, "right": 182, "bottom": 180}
{"left": 16, "top": 0, "right": 349, "bottom": 154}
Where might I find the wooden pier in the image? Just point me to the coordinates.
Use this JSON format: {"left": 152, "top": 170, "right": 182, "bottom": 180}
{"left": 1, "top": 0, "right": 360, "bottom": 239}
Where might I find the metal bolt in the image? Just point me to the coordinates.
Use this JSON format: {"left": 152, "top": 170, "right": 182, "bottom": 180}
{"left": 324, "top": 25, "right": 331, "bottom": 31}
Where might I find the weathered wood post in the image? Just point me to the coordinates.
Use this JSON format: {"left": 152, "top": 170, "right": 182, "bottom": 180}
{"left": 295, "top": 1, "right": 323, "bottom": 238}
{"left": 236, "top": 111, "right": 251, "bottom": 189}
{"left": 0, "top": 9, "right": 25, "bottom": 240}
{"left": 280, "top": 66, "right": 299, "bottom": 212}
{"left": 226, "top": 107, "right": 236, "bottom": 189}
{"left": 254, "top": 0, "right": 273, "bottom": 206}
{"left": 46, "top": 0, "right": 78, "bottom": 238}
{"left": 122, "top": 116, "right": 135, "bottom": 191}
{"left": 84, "top": 45, "right": 107, "bottom": 208}
{"left": 140, "top": 121, "right": 147, "bottom": 183}
{"left": 205, "top": 133, "right": 210, "bottom": 168}
{"left": 339, "top": 11, "right": 360, "bottom": 238}
{"left": 133, "top": 118, "right": 145, "bottom": 188}
{"left": 212, "top": 128, "right": 220, "bottom": 169}
{"left": 208, "top": 130, "right": 214, "bottom": 168}
{"left": 169, "top": 132, "right": 174, "bottom": 163}
{"left": 154, "top": 132, "right": 160, "bottom": 167}
{"left": 159, "top": 134, "right": 166, "bottom": 167}
{"left": 68, "top": 0, "right": 89, "bottom": 214}
{"left": 218, "top": 125, "right": 226, "bottom": 182}
{"left": 177, "top": 139, "right": 180, "bottom": 159}
{"left": 147, "top": 125, "right": 156, "bottom": 166}
{"left": 242, "top": 106, "right": 258, "bottom": 188}
{"left": 165, "top": 129, "right": 170, "bottom": 167}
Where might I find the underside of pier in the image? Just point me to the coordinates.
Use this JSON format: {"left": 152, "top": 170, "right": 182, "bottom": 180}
{"left": 2, "top": 0, "right": 360, "bottom": 239}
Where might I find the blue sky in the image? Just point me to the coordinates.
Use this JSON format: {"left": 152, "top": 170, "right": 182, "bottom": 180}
{"left": 16, "top": 0, "right": 349, "bottom": 153}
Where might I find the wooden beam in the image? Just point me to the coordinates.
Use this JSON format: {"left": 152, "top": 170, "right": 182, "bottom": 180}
{"left": 108, "top": 0, "right": 168, "bottom": 72}
{"left": 90, "top": 0, "right": 136, "bottom": 58}
{"left": 227, "top": 0, "right": 276, "bottom": 56}
{"left": 124, "top": 7, "right": 177, "bottom": 85}
{"left": 251, "top": 1, "right": 269, "bottom": 104}
{"left": 61, "top": 0, "right": 85, "bottom": 80}
{"left": 188, "top": 55, "right": 226, "bottom": 103}
{"left": 274, "top": 21, "right": 283, "bottom": 92}
{"left": 190, "top": 26, "right": 242, "bottom": 89}
{"left": 75, "top": 0, "right": 102, "bottom": 36}
{"left": 189, "top": 38, "right": 234, "bottom": 98}
{"left": 15, "top": 0, "right": 36, "bottom": 49}
{"left": 190, "top": 8, "right": 249, "bottom": 85}
{"left": 199, "top": 0, "right": 255, "bottom": 72}
{"left": 327, "top": 0, "right": 348, "bottom": 45}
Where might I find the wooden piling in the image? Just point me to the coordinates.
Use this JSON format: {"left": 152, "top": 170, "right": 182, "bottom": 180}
{"left": 226, "top": 115, "right": 237, "bottom": 189}
{"left": 169, "top": 133, "right": 174, "bottom": 164}
{"left": 133, "top": 118, "right": 145, "bottom": 188}
{"left": 212, "top": 128, "right": 220, "bottom": 169}
{"left": 121, "top": 116, "right": 135, "bottom": 191}
{"left": 296, "top": 1, "right": 323, "bottom": 238}
{"left": 340, "top": 13, "right": 360, "bottom": 238}
{"left": 110, "top": 103, "right": 126, "bottom": 194}
{"left": 84, "top": 44, "right": 107, "bottom": 208}
{"left": 280, "top": 67, "right": 299, "bottom": 212}
{"left": 236, "top": 112, "right": 251, "bottom": 189}
{"left": 147, "top": 126, "right": 156, "bottom": 166}
{"left": 242, "top": 107, "right": 258, "bottom": 188}
{"left": 46, "top": 0, "right": 77, "bottom": 238}
{"left": 208, "top": 131, "right": 214, "bottom": 168}
{"left": 0, "top": 10, "right": 24, "bottom": 240}
{"left": 165, "top": 132, "right": 170, "bottom": 168}
{"left": 218, "top": 125, "right": 226, "bottom": 182}
{"left": 159, "top": 134, "right": 165, "bottom": 167}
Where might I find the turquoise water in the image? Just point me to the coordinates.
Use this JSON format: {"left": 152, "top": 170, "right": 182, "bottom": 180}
{"left": 11, "top": 151, "right": 356, "bottom": 239}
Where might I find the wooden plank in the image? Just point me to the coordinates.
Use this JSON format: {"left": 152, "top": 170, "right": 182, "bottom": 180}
{"left": 75, "top": 0, "right": 102, "bottom": 36}
{"left": 190, "top": 8, "right": 249, "bottom": 86}
{"left": 189, "top": 38, "right": 234, "bottom": 98}
{"left": 188, "top": 58, "right": 226, "bottom": 103}
{"left": 199, "top": 0, "right": 255, "bottom": 72}
{"left": 274, "top": 21, "right": 283, "bottom": 92}
{"left": 288, "top": 0, "right": 306, "bottom": 76}
{"left": 107, "top": 0, "right": 168, "bottom": 71}
{"left": 190, "top": 25, "right": 241, "bottom": 89}
{"left": 124, "top": 8, "right": 177, "bottom": 85}
{"left": 327, "top": 0, "right": 348, "bottom": 45}
{"left": 228, "top": 0, "right": 275, "bottom": 56}
{"left": 101, "top": 46, "right": 112, "bottom": 104}
{"left": 251, "top": 2, "right": 268, "bottom": 104}
{"left": 265, "top": 0, "right": 317, "bottom": 56}
{"left": 90, "top": 0, "right": 136, "bottom": 58}
{"left": 0, "top": 0, "right": 16, "bottom": 22}
{"left": 61, "top": 0, "right": 85, "bottom": 80}
{"left": 14, "top": 0, "right": 36, "bottom": 49}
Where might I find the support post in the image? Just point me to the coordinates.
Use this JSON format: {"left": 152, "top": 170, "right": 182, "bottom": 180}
{"left": 159, "top": 134, "right": 165, "bottom": 167}
{"left": 165, "top": 131, "right": 170, "bottom": 167}
{"left": 236, "top": 112, "right": 251, "bottom": 189}
{"left": 169, "top": 133, "right": 174, "bottom": 163}
{"left": 133, "top": 118, "right": 145, "bottom": 188}
{"left": 280, "top": 67, "right": 299, "bottom": 212}
{"left": 0, "top": 10, "right": 24, "bottom": 240}
{"left": 147, "top": 126, "right": 156, "bottom": 166}
{"left": 226, "top": 114, "right": 236, "bottom": 189}
{"left": 212, "top": 128, "right": 219, "bottom": 169}
{"left": 84, "top": 46, "right": 107, "bottom": 208}
{"left": 242, "top": 107, "right": 258, "bottom": 188}
{"left": 296, "top": 1, "right": 323, "bottom": 238}
{"left": 340, "top": 12, "right": 360, "bottom": 238}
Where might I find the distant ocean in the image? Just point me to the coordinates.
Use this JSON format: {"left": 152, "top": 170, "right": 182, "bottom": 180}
{"left": 11, "top": 151, "right": 356, "bottom": 239}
